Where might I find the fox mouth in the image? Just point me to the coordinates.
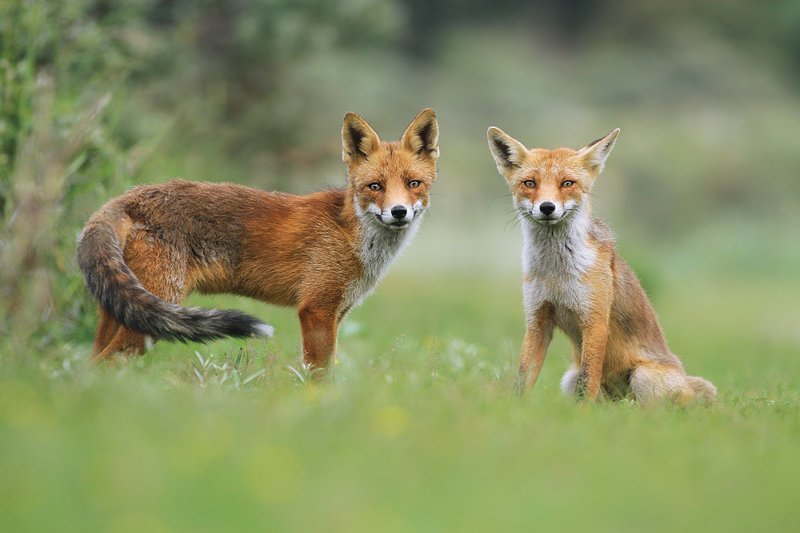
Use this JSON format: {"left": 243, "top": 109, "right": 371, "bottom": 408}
{"left": 374, "top": 213, "right": 411, "bottom": 230}
{"left": 535, "top": 216, "right": 561, "bottom": 226}
{"left": 523, "top": 210, "right": 564, "bottom": 226}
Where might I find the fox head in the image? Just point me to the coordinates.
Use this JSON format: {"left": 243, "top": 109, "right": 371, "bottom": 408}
{"left": 487, "top": 127, "right": 620, "bottom": 226}
{"left": 342, "top": 109, "right": 439, "bottom": 231}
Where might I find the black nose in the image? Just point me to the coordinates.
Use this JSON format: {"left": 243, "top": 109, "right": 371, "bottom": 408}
{"left": 390, "top": 205, "right": 408, "bottom": 220}
{"left": 539, "top": 202, "right": 556, "bottom": 216}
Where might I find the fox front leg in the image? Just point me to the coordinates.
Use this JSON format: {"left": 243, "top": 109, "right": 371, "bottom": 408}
{"left": 575, "top": 308, "right": 610, "bottom": 401}
{"left": 298, "top": 305, "right": 339, "bottom": 375}
{"left": 518, "top": 303, "right": 555, "bottom": 395}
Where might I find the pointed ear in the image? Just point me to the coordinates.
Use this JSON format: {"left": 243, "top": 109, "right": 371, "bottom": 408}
{"left": 342, "top": 112, "right": 381, "bottom": 164}
{"left": 578, "top": 128, "right": 620, "bottom": 174}
{"left": 487, "top": 127, "right": 528, "bottom": 174}
{"left": 401, "top": 108, "right": 439, "bottom": 160}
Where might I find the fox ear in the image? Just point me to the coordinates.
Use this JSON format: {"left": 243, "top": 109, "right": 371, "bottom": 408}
{"left": 342, "top": 112, "right": 381, "bottom": 164}
{"left": 487, "top": 127, "right": 527, "bottom": 174}
{"left": 401, "top": 108, "right": 439, "bottom": 160}
{"left": 578, "top": 128, "right": 620, "bottom": 174}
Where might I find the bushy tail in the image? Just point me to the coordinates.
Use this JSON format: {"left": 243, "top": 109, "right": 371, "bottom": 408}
{"left": 686, "top": 375, "right": 717, "bottom": 402}
{"left": 77, "top": 205, "right": 273, "bottom": 343}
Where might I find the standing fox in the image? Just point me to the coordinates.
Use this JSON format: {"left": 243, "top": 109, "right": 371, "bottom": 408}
{"left": 487, "top": 126, "right": 716, "bottom": 403}
{"left": 78, "top": 109, "right": 439, "bottom": 368}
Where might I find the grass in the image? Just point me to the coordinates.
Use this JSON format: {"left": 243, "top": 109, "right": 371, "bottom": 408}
{"left": 1, "top": 225, "right": 799, "bottom": 532}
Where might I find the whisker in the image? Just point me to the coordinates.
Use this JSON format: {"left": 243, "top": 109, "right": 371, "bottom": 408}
{"left": 505, "top": 209, "right": 529, "bottom": 231}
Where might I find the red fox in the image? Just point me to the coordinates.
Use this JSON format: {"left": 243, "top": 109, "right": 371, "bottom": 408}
{"left": 78, "top": 109, "right": 439, "bottom": 368}
{"left": 487, "top": 126, "right": 716, "bottom": 403}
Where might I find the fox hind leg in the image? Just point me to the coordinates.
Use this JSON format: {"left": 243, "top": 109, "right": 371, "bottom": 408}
{"left": 93, "top": 327, "right": 147, "bottom": 361}
{"left": 91, "top": 238, "right": 187, "bottom": 360}
{"left": 93, "top": 307, "right": 121, "bottom": 355}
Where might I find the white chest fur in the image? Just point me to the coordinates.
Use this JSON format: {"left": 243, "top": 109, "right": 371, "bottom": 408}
{"left": 342, "top": 218, "right": 420, "bottom": 311}
{"left": 521, "top": 211, "right": 597, "bottom": 315}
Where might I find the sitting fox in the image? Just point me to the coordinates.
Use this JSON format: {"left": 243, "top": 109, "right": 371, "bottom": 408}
{"left": 78, "top": 109, "right": 439, "bottom": 368}
{"left": 487, "top": 126, "right": 716, "bottom": 403}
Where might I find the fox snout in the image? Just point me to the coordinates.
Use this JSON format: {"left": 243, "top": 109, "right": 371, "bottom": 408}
{"left": 539, "top": 202, "right": 556, "bottom": 216}
{"left": 369, "top": 201, "right": 421, "bottom": 230}
{"left": 520, "top": 198, "right": 576, "bottom": 225}
{"left": 390, "top": 204, "right": 409, "bottom": 221}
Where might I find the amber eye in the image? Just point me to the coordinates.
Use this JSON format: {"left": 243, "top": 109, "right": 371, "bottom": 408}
{"left": 408, "top": 179, "right": 421, "bottom": 189}
{"left": 561, "top": 180, "right": 575, "bottom": 188}
{"left": 368, "top": 182, "right": 382, "bottom": 191}
{"left": 523, "top": 180, "right": 536, "bottom": 188}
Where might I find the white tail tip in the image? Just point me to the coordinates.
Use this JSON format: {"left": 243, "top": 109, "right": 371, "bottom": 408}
{"left": 253, "top": 323, "right": 275, "bottom": 337}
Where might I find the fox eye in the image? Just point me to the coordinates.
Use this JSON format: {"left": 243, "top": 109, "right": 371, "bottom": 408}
{"left": 561, "top": 180, "right": 575, "bottom": 188}
{"left": 367, "top": 182, "right": 382, "bottom": 191}
{"left": 523, "top": 180, "right": 536, "bottom": 188}
{"left": 408, "top": 179, "right": 421, "bottom": 189}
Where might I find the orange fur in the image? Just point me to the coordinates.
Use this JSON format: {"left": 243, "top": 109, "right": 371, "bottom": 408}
{"left": 79, "top": 109, "right": 439, "bottom": 370}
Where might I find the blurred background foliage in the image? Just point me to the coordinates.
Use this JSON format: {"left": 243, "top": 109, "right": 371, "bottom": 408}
{"left": 1, "top": 0, "right": 799, "bottom": 349}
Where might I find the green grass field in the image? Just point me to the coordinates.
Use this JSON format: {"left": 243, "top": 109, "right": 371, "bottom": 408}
{"left": 1, "top": 218, "right": 798, "bottom": 532}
